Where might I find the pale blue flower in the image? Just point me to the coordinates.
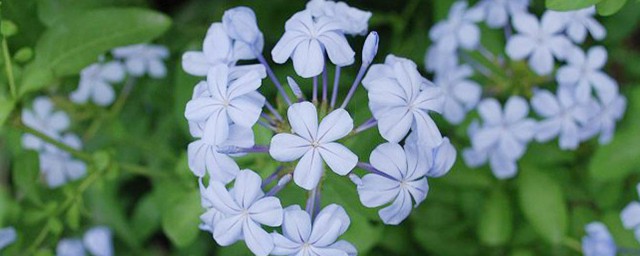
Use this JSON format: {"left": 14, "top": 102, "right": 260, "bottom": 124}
{"left": 506, "top": 12, "right": 572, "bottom": 75}
{"left": 83, "top": 226, "right": 113, "bottom": 256}
{"left": 184, "top": 64, "right": 265, "bottom": 144}
{"left": 271, "top": 204, "right": 356, "bottom": 256}
{"left": 22, "top": 97, "right": 70, "bottom": 152}
{"left": 356, "top": 143, "right": 429, "bottom": 225}
{"left": 621, "top": 183, "right": 640, "bottom": 243}
{"left": 198, "top": 178, "right": 226, "bottom": 234}
{"left": 424, "top": 45, "right": 459, "bottom": 75}
{"left": 361, "top": 31, "right": 379, "bottom": 65}
{"left": 363, "top": 54, "right": 418, "bottom": 88}
{"left": 40, "top": 134, "right": 87, "bottom": 188}
{"left": 547, "top": 7, "right": 605, "bottom": 43}
{"left": 434, "top": 64, "right": 481, "bottom": 124}
{"left": 222, "top": 7, "right": 264, "bottom": 59}
{"left": 271, "top": 10, "right": 355, "bottom": 78}
{"left": 364, "top": 60, "right": 445, "bottom": 146}
{"left": 182, "top": 23, "right": 266, "bottom": 77}
{"left": 207, "top": 170, "right": 284, "bottom": 256}
{"left": 405, "top": 132, "right": 457, "bottom": 178}
{"left": 71, "top": 61, "right": 125, "bottom": 106}
{"left": 475, "top": 0, "right": 529, "bottom": 28}
{"left": 556, "top": 46, "right": 617, "bottom": 103}
{"left": 580, "top": 90, "right": 626, "bottom": 144}
{"left": 56, "top": 239, "right": 85, "bottom": 256}
{"left": 463, "top": 120, "right": 519, "bottom": 179}
{"left": 306, "top": 0, "right": 372, "bottom": 36}
{"left": 429, "top": 1, "right": 483, "bottom": 52}
{"left": 0, "top": 227, "right": 16, "bottom": 250}
{"left": 530, "top": 87, "right": 595, "bottom": 150}
{"left": 112, "top": 44, "right": 169, "bottom": 78}
{"left": 582, "top": 222, "right": 616, "bottom": 256}
{"left": 269, "top": 102, "right": 358, "bottom": 190}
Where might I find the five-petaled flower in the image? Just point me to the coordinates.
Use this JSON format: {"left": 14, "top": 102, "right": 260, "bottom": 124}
{"left": 269, "top": 102, "right": 358, "bottom": 190}
{"left": 112, "top": 44, "right": 170, "bottom": 78}
{"left": 71, "top": 61, "right": 126, "bottom": 106}
{"left": 556, "top": 46, "right": 617, "bottom": 103}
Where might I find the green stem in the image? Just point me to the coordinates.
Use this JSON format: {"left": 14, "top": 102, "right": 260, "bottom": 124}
{"left": 16, "top": 122, "right": 93, "bottom": 162}
{"left": 120, "top": 163, "right": 168, "bottom": 178}
{"left": 1, "top": 34, "right": 16, "bottom": 99}
{"left": 25, "top": 220, "right": 52, "bottom": 255}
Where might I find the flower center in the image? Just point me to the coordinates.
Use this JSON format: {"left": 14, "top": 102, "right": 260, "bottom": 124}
{"left": 311, "top": 141, "right": 321, "bottom": 148}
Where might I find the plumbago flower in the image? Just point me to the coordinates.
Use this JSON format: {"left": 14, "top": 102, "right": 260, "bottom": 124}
{"left": 506, "top": 11, "right": 572, "bottom": 75}
{"left": 269, "top": 102, "right": 357, "bottom": 190}
{"left": 433, "top": 64, "right": 482, "bottom": 124}
{"left": 271, "top": 205, "right": 356, "bottom": 255}
{"left": 429, "top": 1, "right": 483, "bottom": 53}
{"left": 556, "top": 46, "right": 617, "bottom": 103}
{"left": 580, "top": 90, "right": 627, "bottom": 144}
{"left": 463, "top": 97, "right": 536, "bottom": 179}
{"left": 530, "top": 87, "right": 596, "bottom": 150}
{"left": 475, "top": 0, "right": 529, "bottom": 28}
{"left": 112, "top": 44, "right": 169, "bottom": 78}
{"left": 621, "top": 183, "right": 640, "bottom": 243}
{"left": 56, "top": 226, "right": 114, "bottom": 256}
{"left": 582, "top": 222, "right": 617, "bottom": 256}
{"left": 22, "top": 97, "right": 87, "bottom": 188}
{"left": 0, "top": 227, "right": 16, "bottom": 251}
{"left": 182, "top": 4, "right": 456, "bottom": 254}
{"left": 71, "top": 61, "right": 125, "bottom": 106}
{"left": 547, "top": 6, "right": 605, "bottom": 43}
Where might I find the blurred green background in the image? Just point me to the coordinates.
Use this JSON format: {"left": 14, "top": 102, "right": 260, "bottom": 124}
{"left": 1, "top": 0, "right": 640, "bottom": 255}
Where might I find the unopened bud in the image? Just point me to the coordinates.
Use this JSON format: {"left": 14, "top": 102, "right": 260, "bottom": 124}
{"left": 361, "top": 31, "right": 379, "bottom": 65}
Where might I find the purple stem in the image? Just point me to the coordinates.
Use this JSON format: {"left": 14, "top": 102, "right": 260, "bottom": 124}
{"left": 354, "top": 118, "right": 378, "bottom": 134}
{"left": 322, "top": 65, "right": 328, "bottom": 103}
{"left": 262, "top": 166, "right": 284, "bottom": 189}
{"left": 312, "top": 76, "right": 318, "bottom": 103}
{"left": 266, "top": 174, "right": 292, "bottom": 197}
{"left": 264, "top": 100, "right": 283, "bottom": 121}
{"left": 305, "top": 187, "right": 321, "bottom": 219}
{"left": 258, "top": 120, "right": 277, "bottom": 132}
{"left": 330, "top": 66, "right": 341, "bottom": 109}
{"left": 254, "top": 49, "right": 292, "bottom": 106}
{"left": 217, "top": 145, "right": 270, "bottom": 154}
{"left": 261, "top": 113, "right": 275, "bottom": 125}
{"left": 356, "top": 162, "right": 397, "bottom": 181}
{"left": 339, "top": 63, "right": 369, "bottom": 109}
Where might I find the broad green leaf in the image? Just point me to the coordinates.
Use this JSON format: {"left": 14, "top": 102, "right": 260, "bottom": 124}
{"left": 597, "top": 0, "right": 629, "bottom": 15}
{"left": 546, "top": 0, "right": 603, "bottom": 11}
{"left": 517, "top": 166, "right": 568, "bottom": 244}
{"left": 161, "top": 190, "right": 201, "bottom": 248}
{"left": 131, "top": 194, "right": 161, "bottom": 242}
{"left": 19, "top": 8, "right": 171, "bottom": 96}
{"left": 478, "top": 187, "right": 512, "bottom": 246}
{"left": 12, "top": 151, "right": 42, "bottom": 204}
{"left": 0, "top": 99, "right": 14, "bottom": 128}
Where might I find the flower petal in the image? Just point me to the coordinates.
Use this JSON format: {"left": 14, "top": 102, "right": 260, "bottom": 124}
{"left": 293, "top": 150, "right": 324, "bottom": 190}
{"left": 292, "top": 39, "right": 324, "bottom": 78}
{"left": 282, "top": 208, "right": 312, "bottom": 243}
{"left": 232, "top": 169, "right": 265, "bottom": 208}
{"left": 249, "top": 196, "right": 283, "bottom": 227}
{"left": 317, "top": 32, "right": 355, "bottom": 67}
{"left": 378, "top": 189, "right": 412, "bottom": 225}
{"left": 269, "top": 133, "right": 311, "bottom": 162}
{"left": 288, "top": 102, "right": 318, "bottom": 141}
{"left": 357, "top": 174, "right": 400, "bottom": 208}
{"left": 318, "top": 143, "right": 357, "bottom": 175}
{"left": 317, "top": 108, "right": 353, "bottom": 143}
{"left": 213, "top": 215, "right": 244, "bottom": 246}
{"left": 243, "top": 220, "right": 274, "bottom": 256}
{"left": 370, "top": 143, "right": 406, "bottom": 179}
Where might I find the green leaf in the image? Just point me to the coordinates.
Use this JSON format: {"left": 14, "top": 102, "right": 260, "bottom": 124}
{"left": 19, "top": 8, "right": 171, "bottom": 96}
{"left": 478, "top": 187, "right": 512, "bottom": 246}
{"left": 517, "top": 166, "right": 568, "bottom": 244}
{"left": 131, "top": 194, "right": 161, "bottom": 242}
{"left": 597, "top": 0, "right": 629, "bottom": 15}
{"left": 161, "top": 190, "right": 201, "bottom": 248}
{"left": 0, "top": 99, "right": 15, "bottom": 128}
{"left": 546, "top": 0, "right": 603, "bottom": 11}
{"left": 12, "top": 151, "right": 42, "bottom": 204}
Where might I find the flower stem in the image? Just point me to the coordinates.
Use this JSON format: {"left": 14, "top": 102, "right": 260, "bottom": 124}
{"left": 322, "top": 65, "right": 328, "bottom": 103}
{"left": 353, "top": 118, "right": 377, "bottom": 134}
{"left": 254, "top": 49, "right": 292, "bottom": 106}
{"left": 1, "top": 35, "right": 16, "bottom": 99}
{"left": 356, "top": 162, "right": 396, "bottom": 181}
{"left": 339, "top": 63, "right": 368, "bottom": 109}
{"left": 313, "top": 76, "right": 318, "bottom": 104}
{"left": 262, "top": 166, "right": 284, "bottom": 189}
{"left": 330, "top": 66, "right": 341, "bottom": 109}
{"left": 264, "top": 100, "right": 283, "bottom": 122}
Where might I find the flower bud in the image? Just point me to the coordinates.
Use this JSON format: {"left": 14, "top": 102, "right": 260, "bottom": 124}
{"left": 361, "top": 31, "right": 379, "bottom": 65}
{"left": 277, "top": 174, "right": 292, "bottom": 187}
{"left": 222, "top": 7, "right": 261, "bottom": 45}
{"left": 287, "top": 76, "right": 304, "bottom": 100}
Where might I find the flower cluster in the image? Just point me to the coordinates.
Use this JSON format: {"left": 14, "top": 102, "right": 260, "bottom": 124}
{"left": 182, "top": 1, "right": 455, "bottom": 255}
{"left": 56, "top": 226, "right": 113, "bottom": 256}
{"left": 21, "top": 97, "right": 87, "bottom": 188}
{"left": 427, "top": 1, "right": 626, "bottom": 179}
{"left": 72, "top": 44, "right": 169, "bottom": 106}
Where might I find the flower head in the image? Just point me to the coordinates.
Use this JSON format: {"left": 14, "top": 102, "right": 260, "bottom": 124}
{"left": 22, "top": 97, "right": 70, "bottom": 151}
{"left": 556, "top": 46, "right": 617, "bottom": 103}
{"left": 364, "top": 59, "right": 445, "bottom": 146}
{"left": 206, "top": 170, "right": 284, "bottom": 256}
{"left": 112, "top": 44, "right": 169, "bottom": 78}
{"left": 71, "top": 61, "right": 125, "bottom": 106}
{"left": 356, "top": 143, "right": 430, "bottom": 225}
{"left": 223, "top": 6, "right": 264, "bottom": 56}
{"left": 40, "top": 134, "right": 87, "bottom": 188}
{"left": 306, "top": 0, "right": 372, "bottom": 36}
{"left": 582, "top": 222, "right": 617, "bottom": 256}
{"left": 269, "top": 102, "right": 358, "bottom": 190}
{"left": 434, "top": 64, "right": 481, "bottom": 124}
{"left": 271, "top": 204, "right": 356, "bottom": 256}
{"left": 271, "top": 10, "right": 355, "bottom": 78}
{"left": 429, "top": 1, "right": 483, "bottom": 52}
{"left": 580, "top": 91, "right": 626, "bottom": 144}
{"left": 506, "top": 12, "right": 572, "bottom": 75}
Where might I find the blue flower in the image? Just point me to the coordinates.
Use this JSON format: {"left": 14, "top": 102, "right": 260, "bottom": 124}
{"left": 582, "top": 222, "right": 616, "bottom": 256}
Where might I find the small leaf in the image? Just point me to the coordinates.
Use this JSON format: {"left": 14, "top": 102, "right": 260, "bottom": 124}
{"left": 517, "top": 166, "right": 568, "bottom": 244}
{"left": 12, "top": 151, "right": 42, "bottom": 204}
{"left": 161, "top": 190, "right": 202, "bottom": 248}
{"left": 597, "top": 0, "right": 629, "bottom": 15}
{"left": 19, "top": 8, "right": 171, "bottom": 95}
{"left": 546, "top": 0, "right": 603, "bottom": 11}
{"left": 478, "top": 187, "right": 513, "bottom": 246}
{"left": 0, "top": 99, "right": 15, "bottom": 128}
